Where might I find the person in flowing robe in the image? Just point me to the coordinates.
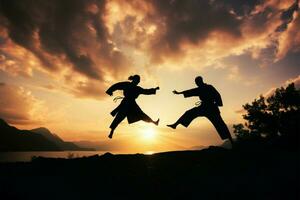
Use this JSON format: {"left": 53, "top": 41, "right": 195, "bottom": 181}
{"left": 106, "top": 75, "right": 160, "bottom": 139}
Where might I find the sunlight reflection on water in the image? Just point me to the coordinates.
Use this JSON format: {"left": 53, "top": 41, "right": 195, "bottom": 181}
{"left": 0, "top": 150, "right": 156, "bottom": 162}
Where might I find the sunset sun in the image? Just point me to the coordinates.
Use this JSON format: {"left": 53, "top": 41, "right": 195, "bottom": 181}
{"left": 142, "top": 127, "right": 156, "bottom": 140}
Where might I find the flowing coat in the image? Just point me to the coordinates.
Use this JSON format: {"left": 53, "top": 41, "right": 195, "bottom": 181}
{"left": 106, "top": 81, "right": 156, "bottom": 124}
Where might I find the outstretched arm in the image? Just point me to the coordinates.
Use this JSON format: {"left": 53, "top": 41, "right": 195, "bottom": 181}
{"left": 106, "top": 82, "right": 129, "bottom": 96}
{"left": 172, "top": 88, "right": 199, "bottom": 98}
{"left": 139, "top": 86, "right": 160, "bottom": 95}
{"left": 173, "top": 90, "right": 184, "bottom": 95}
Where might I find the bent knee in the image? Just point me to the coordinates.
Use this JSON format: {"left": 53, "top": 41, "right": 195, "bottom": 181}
{"left": 184, "top": 109, "right": 199, "bottom": 116}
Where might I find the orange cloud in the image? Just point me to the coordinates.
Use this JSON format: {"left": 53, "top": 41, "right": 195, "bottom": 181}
{"left": 276, "top": 8, "right": 300, "bottom": 60}
{"left": 106, "top": 0, "right": 299, "bottom": 70}
{"left": 0, "top": 0, "right": 132, "bottom": 78}
{"left": 0, "top": 0, "right": 299, "bottom": 101}
{"left": 0, "top": 82, "right": 47, "bottom": 125}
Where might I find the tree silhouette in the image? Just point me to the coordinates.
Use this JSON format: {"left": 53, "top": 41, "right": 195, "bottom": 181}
{"left": 233, "top": 83, "right": 300, "bottom": 148}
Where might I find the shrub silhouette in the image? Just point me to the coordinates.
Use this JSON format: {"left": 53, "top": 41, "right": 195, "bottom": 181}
{"left": 233, "top": 83, "right": 299, "bottom": 149}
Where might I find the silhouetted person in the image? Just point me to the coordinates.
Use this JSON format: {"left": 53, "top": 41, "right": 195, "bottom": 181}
{"left": 106, "top": 75, "right": 160, "bottom": 139}
{"left": 167, "top": 76, "right": 234, "bottom": 145}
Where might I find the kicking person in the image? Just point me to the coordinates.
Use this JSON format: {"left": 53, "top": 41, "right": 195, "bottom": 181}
{"left": 167, "top": 76, "right": 233, "bottom": 145}
{"left": 106, "top": 75, "right": 160, "bottom": 139}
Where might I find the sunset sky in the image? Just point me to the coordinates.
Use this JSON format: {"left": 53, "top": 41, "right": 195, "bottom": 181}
{"left": 0, "top": 0, "right": 299, "bottom": 153}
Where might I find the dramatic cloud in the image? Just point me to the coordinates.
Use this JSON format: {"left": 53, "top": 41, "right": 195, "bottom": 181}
{"left": 276, "top": 2, "right": 300, "bottom": 60}
{"left": 0, "top": 82, "right": 46, "bottom": 125}
{"left": 147, "top": 0, "right": 242, "bottom": 63}
{"left": 0, "top": 0, "right": 134, "bottom": 99}
{"left": 0, "top": 0, "right": 299, "bottom": 99}
{"left": 108, "top": 0, "right": 243, "bottom": 65}
{"left": 0, "top": 0, "right": 132, "bottom": 79}
{"left": 244, "top": 0, "right": 300, "bottom": 65}
{"left": 109, "top": 0, "right": 299, "bottom": 69}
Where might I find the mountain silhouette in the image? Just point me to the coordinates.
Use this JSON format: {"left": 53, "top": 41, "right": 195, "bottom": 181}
{"left": 0, "top": 119, "right": 93, "bottom": 151}
{"left": 0, "top": 118, "right": 60, "bottom": 151}
{"left": 30, "top": 127, "right": 92, "bottom": 151}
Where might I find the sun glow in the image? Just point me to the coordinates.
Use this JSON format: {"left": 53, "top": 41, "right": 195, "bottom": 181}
{"left": 145, "top": 151, "right": 155, "bottom": 155}
{"left": 142, "top": 127, "right": 156, "bottom": 140}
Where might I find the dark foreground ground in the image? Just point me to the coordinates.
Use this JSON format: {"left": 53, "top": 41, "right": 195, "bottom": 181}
{"left": 0, "top": 146, "right": 299, "bottom": 200}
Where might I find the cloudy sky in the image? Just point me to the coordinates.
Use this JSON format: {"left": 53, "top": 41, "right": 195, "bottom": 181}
{"left": 0, "top": 0, "right": 299, "bottom": 153}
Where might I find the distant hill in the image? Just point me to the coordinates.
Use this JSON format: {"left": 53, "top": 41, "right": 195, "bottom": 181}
{"left": 30, "top": 127, "right": 93, "bottom": 151}
{"left": 0, "top": 118, "right": 60, "bottom": 151}
{"left": 0, "top": 119, "right": 94, "bottom": 151}
{"left": 73, "top": 140, "right": 115, "bottom": 151}
{"left": 73, "top": 140, "right": 128, "bottom": 151}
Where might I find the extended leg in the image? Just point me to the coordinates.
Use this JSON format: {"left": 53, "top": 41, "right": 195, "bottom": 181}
{"left": 141, "top": 113, "right": 159, "bottom": 126}
{"left": 167, "top": 107, "right": 200, "bottom": 129}
{"left": 109, "top": 113, "right": 126, "bottom": 139}
{"left": 207, "top": 114, "right": 233, "bottom": 145}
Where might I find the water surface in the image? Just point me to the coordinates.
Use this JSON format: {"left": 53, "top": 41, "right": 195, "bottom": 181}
{"left": 0, "top": 151, "right": 108, "bottom": 162}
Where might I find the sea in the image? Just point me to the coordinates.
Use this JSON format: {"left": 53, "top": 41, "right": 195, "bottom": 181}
{"left": 0, "top": 150, "right": 155, "bottom": 162}
{"left": 0, "top": 151, "right": 107, "bottom": 162}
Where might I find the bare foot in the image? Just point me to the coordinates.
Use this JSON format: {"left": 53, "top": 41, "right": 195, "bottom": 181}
{"left": 167, "top": 124, "right": 177, "bottom": 129}
{"left": 108, "top": 131, "right": 113, "bottom": 139}
{"left": 155, "top": 119, "right": 160, "bottom": 126}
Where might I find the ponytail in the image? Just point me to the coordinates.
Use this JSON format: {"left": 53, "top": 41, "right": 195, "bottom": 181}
{"left": 128, "top": 74, "right": 140, "bottom": 83}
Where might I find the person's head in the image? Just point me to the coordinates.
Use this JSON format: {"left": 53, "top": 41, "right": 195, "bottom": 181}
{"left": 195, "top": 76, "right": 204, "bottom": 86}
{"left": 128, "top": 74, "right": 140, "bottom": 85}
